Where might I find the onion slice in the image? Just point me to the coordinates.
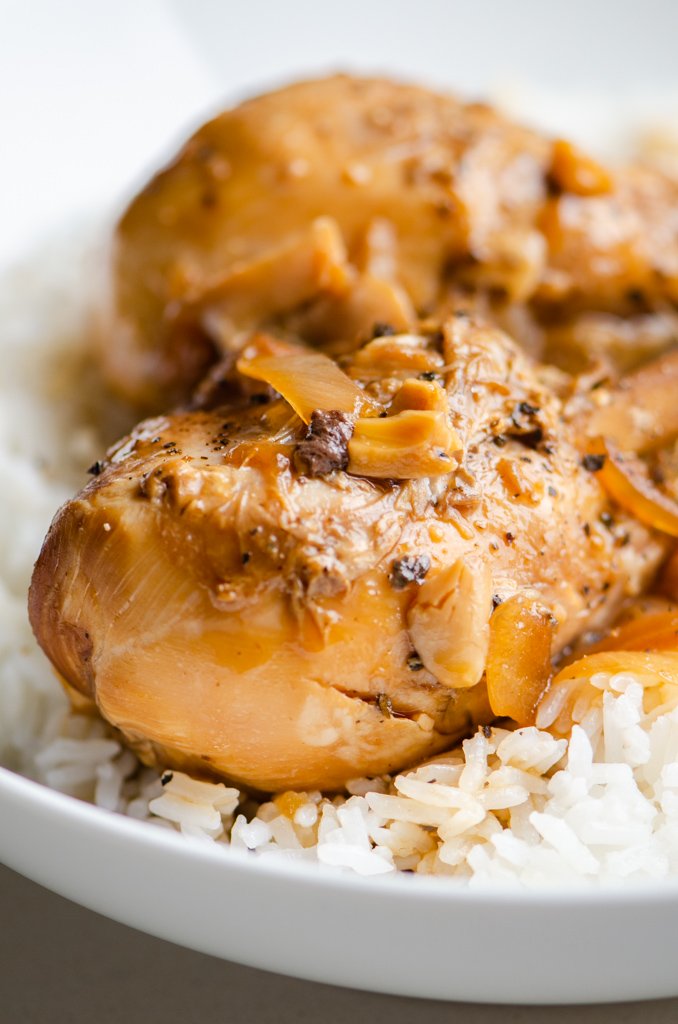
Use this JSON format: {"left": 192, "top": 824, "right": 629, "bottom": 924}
{"left": 551, "top": 650, "right": 678, "bottom": 687}
{"left": 590, "top": 437, "right": 678, "bottom": 537}
{"left": 588, "top": 609, "right": 678, "bottom": 654}
{"left": 583, "top": 348, "right": 678, "bottom": 455}
{"left": 237, "top": 344, "right": 377, "bottom": 423}
{"left": 485, "top": 592, "right": 556, "bottom": 724}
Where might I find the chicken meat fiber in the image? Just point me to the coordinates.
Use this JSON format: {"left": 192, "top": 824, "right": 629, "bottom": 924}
{"left": 29, "top": 317, "right": 666, "bottom": 791}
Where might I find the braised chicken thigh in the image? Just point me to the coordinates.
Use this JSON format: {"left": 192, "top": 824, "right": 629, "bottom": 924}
{"left": 29, "top": 317, "right": 666, "bottom": 791}
{"left": 109, "top": 75, "right": 678, "bottom": 411}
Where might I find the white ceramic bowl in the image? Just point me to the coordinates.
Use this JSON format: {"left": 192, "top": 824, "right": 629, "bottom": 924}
{"left": 2, "top": 766, "right": 678, "bottom": 1005}
{"left": 2, "top": 0, "right": 678, "bottom": 1005}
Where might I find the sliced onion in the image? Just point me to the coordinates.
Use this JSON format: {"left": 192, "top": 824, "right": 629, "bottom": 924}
{"left": 485, "top": 592, "right": 556, "bottom": 724}
{"left": 592, "top": 437, "right": 678, "bottom": 537}
{"left": 583, "top": 348, "right": 678, "bottom": 454}
{"left": 552, "top": 650, "right": 678, "bottom": 687}
{"left": 588, "top": 610, "right": 678, "bottom": 654}
{"left": 237, "top": 343, "right": 377, "bottom": 423}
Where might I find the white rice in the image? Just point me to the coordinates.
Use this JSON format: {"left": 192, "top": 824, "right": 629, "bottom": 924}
{"left": 3, "top": 207, "right": 678, "bottom": 886}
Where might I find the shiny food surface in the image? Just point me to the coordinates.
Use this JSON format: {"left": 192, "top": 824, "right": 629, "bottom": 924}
{"left": 29, "top": 318, "right": 665, "bottom": 790}
{"left": 110, "top": 75, "right": 678, "bottom": 409}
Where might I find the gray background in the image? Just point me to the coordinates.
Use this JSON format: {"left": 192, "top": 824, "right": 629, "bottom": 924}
{"left": 1, "top": 863, "right": 676, "bottom": 1024}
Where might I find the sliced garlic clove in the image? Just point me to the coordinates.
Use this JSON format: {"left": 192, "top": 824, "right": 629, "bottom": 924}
{"left": 407, "top": 558, "right": 492, "bottom": 689}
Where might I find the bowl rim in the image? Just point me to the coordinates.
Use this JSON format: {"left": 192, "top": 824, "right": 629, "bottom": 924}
{"left": 3, "top": 763, "right": 678, "bottom": 905}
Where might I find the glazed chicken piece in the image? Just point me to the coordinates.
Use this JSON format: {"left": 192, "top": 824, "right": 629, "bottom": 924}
{"left": 109, "top": 75, "right": 678, "bottom": 410}
{"left": 29, "top": 316, "right": 667, "bottom": 792}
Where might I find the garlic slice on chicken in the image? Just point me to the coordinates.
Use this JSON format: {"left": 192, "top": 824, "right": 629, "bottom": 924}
{"left": 407, "top": 559, "right": 492, "bottom": 689}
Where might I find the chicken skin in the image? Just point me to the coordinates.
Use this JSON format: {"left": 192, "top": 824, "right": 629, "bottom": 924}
{"left": 109, "top": 75, "right": 678, "bottom": 411}
{"left": 29, "top": 316, "right": 666, "bottom": 791}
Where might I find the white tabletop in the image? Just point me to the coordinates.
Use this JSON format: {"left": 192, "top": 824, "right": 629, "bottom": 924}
{"left": 1, "top": 862, "right": 676, "bottom": 1023}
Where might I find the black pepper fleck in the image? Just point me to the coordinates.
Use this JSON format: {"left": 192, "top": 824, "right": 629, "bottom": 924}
{"left": 390, "top": 554, "right": 431, "bottom": 589}
{"left": 506, "top": 400, "right": 544, "bottom": 449}
{"left": 582, "top": 453, "right": 606, "bottom": 472}
{"left": 371, "top": 322, "right": 396, "bottom": 338}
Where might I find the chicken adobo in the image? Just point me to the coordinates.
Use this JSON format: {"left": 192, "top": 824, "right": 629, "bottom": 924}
{"left": 29, "top": 316, "right": 669, "bottom": 790}
{"left": 109, "top": 76, "right": 678, "bottom": 410}
{"left": 28, "top": 75, "right": 678, "bottom": 794}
